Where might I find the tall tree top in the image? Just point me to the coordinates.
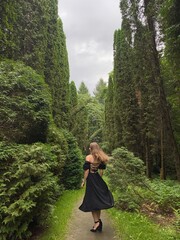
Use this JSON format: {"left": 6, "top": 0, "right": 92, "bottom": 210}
{"left": 78, "top": 81, "right": 90, "bottom": 95}
{"left": 93, "top": 78, "right": 107, "bottom": 105}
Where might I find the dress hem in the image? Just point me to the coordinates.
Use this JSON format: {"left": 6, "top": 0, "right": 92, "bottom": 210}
{"left": 79, "top": 205, "right": 114, "bottom": 212}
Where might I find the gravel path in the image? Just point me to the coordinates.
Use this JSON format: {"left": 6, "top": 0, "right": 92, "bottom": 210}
{"left": 66, "top": 199, "right": 119, "bottom": 240}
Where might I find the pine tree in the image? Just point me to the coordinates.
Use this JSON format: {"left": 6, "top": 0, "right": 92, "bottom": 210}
{"left": 78, "top": 82, "right": 90, "bottom": 95}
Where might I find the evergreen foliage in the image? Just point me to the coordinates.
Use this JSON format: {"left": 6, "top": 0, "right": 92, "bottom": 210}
{"left": 93, "top": 78, "right": 107, "bottom": 105}
{"left": 105, "top": 0, "right": 180, "bottom": 180}
{"left": 0, "top": 60, "right": 51, "bottom": 144}
{"left": 108, "top": 147, "right": 149, "bottom": 211}
{"left": 0, "top": 0, "right": 82, "bottom": 238}
{"left": 73, "top": 93, "right": 89, "bottom": 152}
{"left": 78, "top": 81, "right": 90, "bottom": 95}
{"left": 61, "top": 131, "right": 83, "bottom": 189}
{"left": 0, "top": 142, "right": 63, "bottom": 240}
{"left": 69, "top": 81, "right": 78, "bottom": 132}
{"left": 49, "top": 18, "right": 70, "bottom": 128}
{"left": 104, "top": 74, "right": 116, "bottom": 152}
{"left": 0, "top": 0, "right": 70, "bottom": 130}
{"left": 108, "top": 147, "right": 180, "bottom": 212}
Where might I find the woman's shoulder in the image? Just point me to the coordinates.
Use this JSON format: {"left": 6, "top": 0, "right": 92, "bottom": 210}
{"left": 85, "top": 154, "right": 93, "bottom": 162}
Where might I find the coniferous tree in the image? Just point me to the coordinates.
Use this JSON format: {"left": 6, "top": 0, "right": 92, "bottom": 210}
{"left": 69, "top": 81, "right": 78, "bottom": 131}
{"left": 105, "top": 0, "right": 180, "bottom": 180}
{"left": 93, "top": 78, "right": 107, "bottom": 105}
{"left": 78, "top": 81, "right": 90, "bottom": 95}
{"left": 51, "top": 18, "right": 70, "bottom": 128}
{"left": 105, "top": 74, "right": 116, "bottom": 152}
{"left": 0, "top": 0, "right": 70, "bottom": 130}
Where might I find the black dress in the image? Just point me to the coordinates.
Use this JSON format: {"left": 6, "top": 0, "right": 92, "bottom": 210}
{"left": 79, "top": 161, "right": 114, "bottom": 212}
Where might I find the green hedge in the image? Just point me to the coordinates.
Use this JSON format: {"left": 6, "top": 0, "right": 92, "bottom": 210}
{"left": 0, "top": 60, "right": 51, "bottom": 144}
{"left": 0, "top": 142, "right": 64, "bottom": 240}
{"left": 0, "top": 60, "right": 83, "bottom": 239}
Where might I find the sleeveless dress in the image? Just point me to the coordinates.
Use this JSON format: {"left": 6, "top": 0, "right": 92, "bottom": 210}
{"left": 79, "top": 160, "right": 114, "bottom": 212}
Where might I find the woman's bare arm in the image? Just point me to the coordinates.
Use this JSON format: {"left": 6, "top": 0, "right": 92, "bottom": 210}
{"left": 81, "top": 169, "right": 89, "bottom": 187}
{"left": 99, "top": 169, "right": 104, "bottom": 177}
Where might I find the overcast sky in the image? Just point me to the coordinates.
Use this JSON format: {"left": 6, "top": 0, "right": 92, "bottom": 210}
{"left": 58, "top": 0, "right": 121, "bottom": 94}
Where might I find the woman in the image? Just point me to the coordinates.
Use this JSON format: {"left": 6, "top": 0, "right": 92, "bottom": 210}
{"left": 79, "top": 142, "right": 114, "bottom": 232}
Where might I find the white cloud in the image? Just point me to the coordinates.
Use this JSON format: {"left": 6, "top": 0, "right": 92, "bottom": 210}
{"left": 58, "top": 0, "right": 121, "bottom": 94}
{"left": 75, "top": 40, "right": 99, "bottom": 55}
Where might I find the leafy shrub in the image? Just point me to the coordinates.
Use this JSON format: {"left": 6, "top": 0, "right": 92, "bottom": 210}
{"left": 0, "top": 60, "right": 51, "bottom": 143}
{"left": 0, "top": 142, "right": 63, "bottom": 240}
{"left": 108, "top": 147, "right": 150, "bottom": 211}
{"left": 108, "top": 147, "right": 180, "bottom": 215}
{"left": 148, "top": 180, "right": 180, "bottom": 213}
{"left": 61, "top": 130, "right": 83, "bottom": 189}
{"left": 46, "top": 123, "right": 68, "bottom": 184}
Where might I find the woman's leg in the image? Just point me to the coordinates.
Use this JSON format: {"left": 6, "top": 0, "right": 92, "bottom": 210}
{"left": 97, "top": 210, "right": 101, "bottom": 220}
{"left": 91, "top": 211, "right": 99, "bottom": 222}
{"left": 91, "top": 211, "right": 100, "bottom": 229}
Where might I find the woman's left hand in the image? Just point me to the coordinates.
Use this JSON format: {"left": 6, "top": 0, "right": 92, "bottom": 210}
{"left": 81, "top": 179, "right": 85, "bottom": 188}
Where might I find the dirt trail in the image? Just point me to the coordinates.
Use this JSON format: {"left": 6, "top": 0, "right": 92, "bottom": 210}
{"left": 66, "top": 199, "right": 119, "bottom": 240}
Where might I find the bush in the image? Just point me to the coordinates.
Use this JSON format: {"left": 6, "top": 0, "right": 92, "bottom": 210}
{"left": 148, "top": 180, "right": 180, "bottom": 213}
{"left": 0, "top": 142, "right": 63, "bottom": 240}
{"left": 108, "top": 147, "right": 150, "bottom": 211}
{"left": 61, "top": 130, "right": 83, "bottom": 189}
{"left": 108, "top": 147, "right": 180, "bottom": 215}
{"left": 0, "top": 60, "right": 51, "bottom": 143}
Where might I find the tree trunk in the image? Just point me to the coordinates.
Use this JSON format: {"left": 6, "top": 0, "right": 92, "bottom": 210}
{"left": 160, "top": 116, "right": 166, "bottom": 180}
{"left": 145, "top": 138, "right": 151, "bottom": 178}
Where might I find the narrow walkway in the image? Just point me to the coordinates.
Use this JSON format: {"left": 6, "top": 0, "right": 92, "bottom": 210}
{"left": 66, "top": 199, "right": 119, "bottom": 240}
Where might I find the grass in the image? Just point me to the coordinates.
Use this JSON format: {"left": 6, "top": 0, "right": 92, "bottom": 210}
{"left": 39, "top": 189, "right": 83, "bottom": 240}
{"left": 108, "top": 207, "right": 180, "bottom": 240}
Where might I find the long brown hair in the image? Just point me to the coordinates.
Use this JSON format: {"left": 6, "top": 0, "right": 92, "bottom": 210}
{"left": 89, "top": 142, "right": 109, "bottom": 163}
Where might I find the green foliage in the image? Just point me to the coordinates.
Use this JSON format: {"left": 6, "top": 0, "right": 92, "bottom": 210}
{"left": 72, "top": 89, "right": 105, "bottom": 150}
{"left": 148, "top": 180, "right": 180, "bottom": 213}
{"left": 0, "top": 141, "right": 63, "bottom": 240}
{"left": 108, "top": 147, "right": 148, "bottom": 211}
{"left": 50, "top": 17, "right": 70, "bottom": 128}
{"left": 161, "top": 0, "right": 180, "bottom": 76}
{"left": 104, "top": 74, "right": 117, "bottom": 152}
{"left": 86, "top": 100, "right": 104, "bottom": 144}
{"left": 108, "top": 148, "right": 180, "bottom": 216}
{"left": 0, "top": 0, "right": 70, "bottom": 130}
{"left": 46, "top": 123, "right": 68, "bottom": 184}
{"left": 0, "top": 60, "right": 51, "bottom": 144}
{"left": 93, "top": 78, "right": 107, "bottom": 105}
{"left": 61, "top": 131, "right": 83, "bottom": 189}
{"left": 78, "top": 81, "right": 90, "bottom": 95}
{"left": 69, "top": 81, "right": 78, "bottom": 132}
{"left": 105, "top": 0, "right": 180, "bottom": 180}
{"left": 71, "top": 93, "right": 89, "bottom": 151}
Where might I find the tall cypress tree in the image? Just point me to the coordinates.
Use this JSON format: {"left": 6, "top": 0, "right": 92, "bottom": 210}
{"left": 0, "top": 0, "right": 70, "bottom": 130}
{"left": 106, "top": 0, "right": 180, "bottom": 180}
{"left": 69, "top": 81, "right": 78, "bottom": 131}
{"left": 50, "top": 18, "right": 70, "bottom": 128}
{"left": 0, "top": 0, "right": 48, "bottom": 75}
{"left": 105, "top": 74, "right": 116, "bottom": 152}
